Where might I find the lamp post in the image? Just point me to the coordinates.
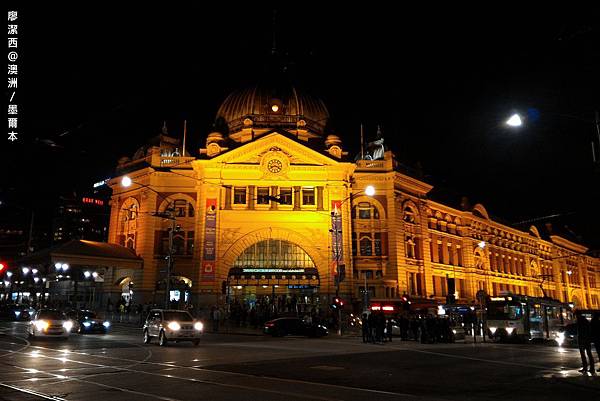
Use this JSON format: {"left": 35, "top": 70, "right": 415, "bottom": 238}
{"left": 330, "top": 185, "right": 375, "bottom": 335}
{"left": 121, "top": 175, "right": 177, "bottom": 309}
{"left": 505, "top": 110, "right": 600, "bottom": 165}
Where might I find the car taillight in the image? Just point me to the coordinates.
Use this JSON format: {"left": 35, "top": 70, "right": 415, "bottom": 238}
{"left": 265, "top": 323, "right": 274, "bottom": 327}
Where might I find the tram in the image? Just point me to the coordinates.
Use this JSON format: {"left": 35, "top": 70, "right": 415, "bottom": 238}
{"left": 486, "top": 294, "right": 574, "bottom": 342}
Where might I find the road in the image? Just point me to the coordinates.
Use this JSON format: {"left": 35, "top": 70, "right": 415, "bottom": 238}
{"left": 0, "top": 321, "right": 599, "bottom": 401}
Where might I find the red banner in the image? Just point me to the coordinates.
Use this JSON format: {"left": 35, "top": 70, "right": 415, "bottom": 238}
{"left": 201, "top": 198, "right": 217, "bottom": 282}
{"left": 331, "top": 200, "right": 343, "bottom": 277}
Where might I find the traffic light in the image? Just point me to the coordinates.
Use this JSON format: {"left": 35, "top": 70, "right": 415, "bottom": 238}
{"left": 331, "top": 297, "right": 344, "bottom": 309}
{"left": 0, "top": 262, "right": 5, "bottom": 273}
{"left": 402, "top": 295, "right": 411, "bottom": 311}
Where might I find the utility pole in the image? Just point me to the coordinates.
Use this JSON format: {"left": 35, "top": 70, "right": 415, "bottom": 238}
{"left": 155, "top": 205, "right": 177, "bottom": 309}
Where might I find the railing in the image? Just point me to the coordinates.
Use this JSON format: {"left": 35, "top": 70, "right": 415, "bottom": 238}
{"left": 157, "top": 155, "right": 195, "bottom": 167}
{"left": 356, "top": 160, "right": 386, "bottom": 169}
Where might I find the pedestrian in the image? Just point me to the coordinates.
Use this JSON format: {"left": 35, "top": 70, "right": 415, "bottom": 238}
{"left": 106, "top": 298, "right": 113, "bottom": 321}
{"left": 137, "top": 303, "right": 143, "bottom": 326}
{"left": 211, "top": 306, "right": 221, "bottom": 332}
{"left": 368, "top": 312, "right": 376, "bottom": 343}
{"left": 376, "top": 312, "right": 385, "bottom": 343}
{"left": 590, "top": 312, "right": 600, "bottom": 366}
{"left": 118, "top": 302, "right": 125, "bottom": 323}
{"left": 361, "top": 313, "right": 370, "bottom": 343}
{"left": 576, "top": 310, "right": 595, "bottom": 373}
{"left": 386, "top": 318, "right": 393, "bottom": 342}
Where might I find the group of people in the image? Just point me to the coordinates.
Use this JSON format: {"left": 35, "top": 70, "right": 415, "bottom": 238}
{"left": 576, "top": 311, "right": 600, "bottom": 374}
{"left": 361, "top": 313, "right": 457, "bottom": 344}
{"left": 361, "top": 311, "right": 393, "bottom": 343}
{"left": 225, "top": 296, "right": 330, "bottom": 329}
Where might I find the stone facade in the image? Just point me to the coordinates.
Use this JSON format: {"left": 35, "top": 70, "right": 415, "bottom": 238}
{"left": 106, "top": 84, "right": 600, "bottom": 310}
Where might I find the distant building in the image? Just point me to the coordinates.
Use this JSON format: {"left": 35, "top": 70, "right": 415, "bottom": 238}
{"left": 103, "top": 79, "right": 600, "bottom": 311}
{"left": 52, "top": 193, "right": 109, "bottom": 245}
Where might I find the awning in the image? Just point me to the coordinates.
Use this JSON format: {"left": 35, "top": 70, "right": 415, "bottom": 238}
{"left": 17, "top": 240, "right": 143, "bottom": 270}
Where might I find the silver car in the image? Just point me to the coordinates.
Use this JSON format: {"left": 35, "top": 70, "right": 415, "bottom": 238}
{"left": 143, "top": 309, "right": 203, "bottom": 346}
{"left": 28, "top": 309, "right": 73, "bottom": 339}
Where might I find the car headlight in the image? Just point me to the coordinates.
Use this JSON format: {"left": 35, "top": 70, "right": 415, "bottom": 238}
{"left": 489, "top": 327, "right": 497, "bottom": 334}
{"left": 63, "top": 321, "right": 73, "bottom": 331}
{"left": 452, "top": 329, "right": 457, "bottom": 334}
{"left": 83, "top": 322, "right": 91, "bottom": 328}
{"left": 556, "top": 332, "right": 565, "bottom": 346}
{"left": 194, "top": 322, "right": 203, "bottom": 331}
{"left": 14, "top": 311, "right": 21, "bottom": 317}
{"left": 103, "top": 321, "right": 110, "bottom": 328}
{"left": 34, "top": 320, "right": 49, "bottom": 331}
{"left": 505, "top": 327, "right": 515, "bottom": 335}
{"left": 167, "top": 321, "right": 181, "bottom": 331}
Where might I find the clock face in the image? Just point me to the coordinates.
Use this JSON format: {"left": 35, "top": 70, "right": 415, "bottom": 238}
{"left": 267, "top": 159, "right": 283, "bottom": 173}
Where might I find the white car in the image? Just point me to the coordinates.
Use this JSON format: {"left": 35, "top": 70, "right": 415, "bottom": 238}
{"left": 143, "top": 309, "right": 203, "bottom": 346}
{"left": 28, "top": 309, "right": 73, "bottom": 339}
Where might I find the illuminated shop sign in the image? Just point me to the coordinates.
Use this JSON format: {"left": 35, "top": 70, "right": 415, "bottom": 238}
{"left": 242, "top": 268, "right": 305, "bottom": 273}
{"left": 371, "top": 305, "right": 395, "bottom": 311}
{"left": 82, "top": 197, "right": 104, "bottom": 206}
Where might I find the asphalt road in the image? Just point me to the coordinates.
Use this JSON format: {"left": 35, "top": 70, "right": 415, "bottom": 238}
{"left": 0, "top": 321, "right": 599, "bottom": 401}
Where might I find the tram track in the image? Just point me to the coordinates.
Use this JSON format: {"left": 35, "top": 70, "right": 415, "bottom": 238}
{"left": 0, "top": 337, "right": 419, "bottom": 401}
{"left": 0, "top": 382, "right": 68, "bottom": 400}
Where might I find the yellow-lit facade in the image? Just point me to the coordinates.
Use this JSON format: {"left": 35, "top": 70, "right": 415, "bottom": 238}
{"left": 106, "top": 83, "right": 600, "bottom": 310}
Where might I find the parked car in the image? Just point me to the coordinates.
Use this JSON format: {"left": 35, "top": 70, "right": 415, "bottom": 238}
{"left": 143, "top": 309, "right": 203, "bottom": 346}
{"left": 28, "top": 309, "right": 72, "bottom": 339}
{"left": 264, "top": 317, "right": 328, "bottom": 337}
{"left": 0, "top": 304, "right": 35, "bottom": 321}
{"left": 67, "top": 310, "right": 110, "bottom": 334}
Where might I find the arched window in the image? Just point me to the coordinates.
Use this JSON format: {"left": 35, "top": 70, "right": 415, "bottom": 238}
{"left": 354, "top": 202, "right": 380, "bottom": 220}
{"left": 156, "top": 196, "right": 195, "bottom": 257}
{"left": 119, "top": 198, "right": 139, "bottom": 250}
{"left": 233, "top": 239, "right": 315, "bottom": 269}
{"left": 359, "top": 235, "right": 373, "bottom": 256}
{"left": 406, "top": 236, "right": 416, "bottom": 259}
{"left": 173, "top": 199, "right": 195, "bottom": 217}
{"left": 403, "top": 206, "right": 416, "bottom": 223}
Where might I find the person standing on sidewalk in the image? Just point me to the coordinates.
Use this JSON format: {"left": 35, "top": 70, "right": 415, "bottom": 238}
{"left": 386, "top": 318, "right": 393, "bottom": 342}
{"left": 590, "top": 312, "right": 600, "bottom": 368}
{"left": 361, "top": 313, "right": 370, "bottom": 343}
{"left": 576, "top": 310, "right": 595, "bottom": 374}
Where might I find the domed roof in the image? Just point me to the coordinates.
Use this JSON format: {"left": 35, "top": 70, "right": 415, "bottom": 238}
{"left": 216, "top": 82, "right": 330, "bottom": 135}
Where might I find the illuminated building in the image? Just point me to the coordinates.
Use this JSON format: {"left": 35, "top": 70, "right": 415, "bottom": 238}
{"left": 52, "top": 193, "right": 109, "bottom": 245}
{"left": 106, "top": 81, "right": 600, "bottom": 310}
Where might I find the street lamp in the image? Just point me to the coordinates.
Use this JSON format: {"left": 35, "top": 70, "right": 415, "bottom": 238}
{"left": 330, "top": 185, "right": 376, "bottom": 335}
{"left": 505, "top": 110, "right": 600, "bottom": 164}
{"left": 55, "top": 263, "right": 69, "bottom": 271}
{"left": 505, "top": 114, "right": 523, "bottom": 127}
{"left": 120, "top": 175, "right": 177, "bottom": 309}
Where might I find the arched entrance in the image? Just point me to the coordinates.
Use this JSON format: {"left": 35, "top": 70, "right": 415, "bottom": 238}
{"left": 115, "top": 276, "right": 134, "bottom": 305}
{"left": 167, "top": 276, "right": 193, "bottom": 307}
{"left": 227, "top": 239, "right": 321, "bottom": 315}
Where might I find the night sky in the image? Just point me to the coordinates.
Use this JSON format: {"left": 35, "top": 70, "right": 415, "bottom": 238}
{"left": 3, "top": 4, "right": 600, "bottom": 249}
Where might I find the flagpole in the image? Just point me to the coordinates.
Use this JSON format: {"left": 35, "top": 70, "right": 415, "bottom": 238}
{"left": 183, "top": 120, "right": 187, "bottom": 156}
{"left": 360, "top": 124, "right": 364, "bottom": 160}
